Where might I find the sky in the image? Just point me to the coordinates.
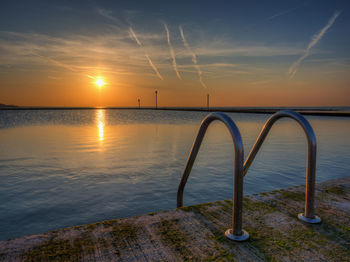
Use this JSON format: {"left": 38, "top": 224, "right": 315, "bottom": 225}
{"left": 0, "top": 0, "right": 349, "bottom": 107}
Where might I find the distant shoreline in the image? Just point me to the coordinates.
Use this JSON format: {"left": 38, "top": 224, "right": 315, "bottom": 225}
{"left": 1, "top": 106, "right": 349, "bottom": 116}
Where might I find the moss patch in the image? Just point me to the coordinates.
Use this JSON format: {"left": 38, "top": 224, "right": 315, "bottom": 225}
{"left": 279, "top": 190, "right": 305, "bottom": 202}
{"left": 100, "top": 219, "right": 117, "bottom": 227}
{"left": 179, "top": 206, "right": 193, "bottom": 212}
{"left": 324, "top": 186, "right": 346, "bottom": 195}
{"left": 107, "top": 221, "right": 139, "bottom": 257}
{"left": 156, "top": 219, "right": 193, "bottom": 260}
{"left": 340, "top": 225, "right": 350, "bottom": 234}
{"left": 247, "top": 216, "right": 350, "bottom": 262}
{"left": 243, "top": 197, "right": 277, "bottom": 213}
{"left": 312, "top": 220, "right": 350, "bottom": 250}
{"left": 22, "top": 233, "right": 95, "bottom": 261}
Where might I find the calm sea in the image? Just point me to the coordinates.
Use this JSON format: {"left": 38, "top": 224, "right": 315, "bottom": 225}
{"left": 0, "top": 109, "right": 349, "bottom": 240}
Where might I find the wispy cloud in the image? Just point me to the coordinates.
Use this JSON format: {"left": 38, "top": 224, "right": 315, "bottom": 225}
{"left": 164, "top": 23, "right": 181, "bottom": 80}
{"left": 267, "top": 4, "right": 303, "bottom": 21}
{"left": 0, "top": 31, "right": 146, "bottom": 78}
{"left": 97, "top": 8, "right": 120, "bottom": 24}
{"left": 87, "top": 74, "right": 97, "bottom": 79}
{"left": 0, "top": 28, "right": 329, "bottom": 83}
{"left": 144, "top": 54, "right": 163, "bottom": 80}
{"left": 179, "top": 26, "right": 206, "bottom": 88}
{"left": 32, "top": 51, "right": 77, "bottom": 72}
{"left": 129, "top": 27, "right": 143, "bottom": 46}
{"left": 129, "top": 27, "right": 163, "bottom": 80}
{"left": 288, "top": 11, "right": 341, "bottom": 79}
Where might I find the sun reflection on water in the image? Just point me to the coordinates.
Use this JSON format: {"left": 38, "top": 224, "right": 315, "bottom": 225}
{"left": 96, "top": 109, "right": 105, "bottom": 142}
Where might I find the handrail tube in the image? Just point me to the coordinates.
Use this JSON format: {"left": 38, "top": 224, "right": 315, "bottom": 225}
{"left": 243, "top": 110, "right": 320, "bottom": 222}
{"left": 177, "top": 112, "right": 248, "bottom": 239}
{"left": 177, "top": 110, "right": 320, "bottom": 245}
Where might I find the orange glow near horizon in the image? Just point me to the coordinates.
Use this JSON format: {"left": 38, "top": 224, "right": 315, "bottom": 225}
{"left": 1, "top": 67, "right": 350, "bottom": 107}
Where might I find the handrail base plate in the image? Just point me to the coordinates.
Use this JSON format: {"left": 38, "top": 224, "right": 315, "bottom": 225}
{"left": 225, "top": 229, "right": 249, "bottom": 242}
{"left": 298, "top": 213, "right": 321, "bottom": 224}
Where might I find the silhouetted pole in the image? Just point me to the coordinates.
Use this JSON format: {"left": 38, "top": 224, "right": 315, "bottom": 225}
{"left": 207, "top": 94, "right": 209, "bottom": 111}
{"left": 155, "top": 90, "right": 158, "bottom": 109}
{"left": 138, "top": 98, "right": 140, "bottom": 109}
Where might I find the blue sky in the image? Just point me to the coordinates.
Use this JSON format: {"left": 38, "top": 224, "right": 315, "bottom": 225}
{"left": 0, "top": 0, "right": 349, "bottom": 106}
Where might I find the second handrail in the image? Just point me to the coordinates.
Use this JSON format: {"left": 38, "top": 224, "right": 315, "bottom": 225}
{"left": 242, "top": 110, "right": 321, "bottom": 223}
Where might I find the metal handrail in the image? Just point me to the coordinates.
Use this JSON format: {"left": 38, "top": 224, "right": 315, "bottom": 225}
{"left": 177, "top": 111, "right": 321, "bottom": 242}
{"left": 242, "top": 110, "right": 321, "bottom": 223}
{"left": 177, "top": 112, "right": 249, "bottom": 241}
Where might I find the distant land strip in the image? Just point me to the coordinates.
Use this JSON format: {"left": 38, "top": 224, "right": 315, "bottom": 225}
{"left": 0, "top": 105, "right": 349, "bottom": 116}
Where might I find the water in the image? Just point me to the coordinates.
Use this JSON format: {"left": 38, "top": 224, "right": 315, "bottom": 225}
{"left": 0, "top": 109, "right": 349, "bottom": 240}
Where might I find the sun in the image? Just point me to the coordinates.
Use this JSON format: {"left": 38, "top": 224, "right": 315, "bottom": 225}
{"left": 95, "top": 78, "right": 105, "bottom": 88}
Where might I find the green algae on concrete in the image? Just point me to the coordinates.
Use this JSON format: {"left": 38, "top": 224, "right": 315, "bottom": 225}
{"left": 1, "top": 177, "right": 350, "bottom": 261}
{"left": 23, "top": 232, "right": 96, "bottom": 262}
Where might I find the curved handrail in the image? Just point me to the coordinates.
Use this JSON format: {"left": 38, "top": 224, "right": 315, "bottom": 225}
{"left": 177, "top": 112, "right": 248, "bottom": 240}
{"left": 243, "top": 110, "right": 320, "bottom": 222}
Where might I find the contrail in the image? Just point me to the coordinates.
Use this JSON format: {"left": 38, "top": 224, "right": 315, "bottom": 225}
{"left": 129, "top": 27, "right": 163, "bottom": 80}
{"left": 97, "top": 8, "right": 121, "bottom": 25}
{"left": 179, "top": 26, "right": 206, "bottom": 88}
{"left": 267, "top": 5, "right": 301, "bottom": 21}
{"left": 288, "top": 11, "right": 341, "bottom": 79}
{"left": 144, "top": 54, "right": 163, "bottom": 80}
{"left": 129, "top": 27, "right": 142, "bottom": 47}
{"left": 164, "top": 23, "right": 181, "bottom": 80}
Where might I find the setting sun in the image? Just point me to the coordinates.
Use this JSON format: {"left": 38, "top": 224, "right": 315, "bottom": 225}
{"left": 95, "top": 78, "right": 105, "bottom": 88}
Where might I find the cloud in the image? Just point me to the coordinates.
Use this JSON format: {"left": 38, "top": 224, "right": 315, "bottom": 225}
{"left": 97, "top": 8, "right": 120, "bottom": 24}
{"left": 144, "top": 54, "right": 163, "bottom": 80}
{"left": 32, "top": 51, "right": 77, "bottom": 72}
{"left": 164, "top": 23, "right": 181, "bottom": 80}
{"left": 288, "top": 11, "right": 341, "bottom": 79}
{"left": 192, "top": 45, "right": 304, "bottom": 57}
{"left": 87, "top": 74, "right": 97, "bottom": 79}
{"left": 267, "top": 4, "right": 303, "bottom": 21}
{"left": 0, "top": 31, "right": 151, "bottom": 78}
{"left": 179, "top": 26, "right": 206, "bottom": 88}
{"left": 129, "top": 27, "right": 143, "bottom": 47}
{"left": 129, "top": 27, "right": 163, "bottom": 80}
{"left": 0, "top": 28, "right": 329, "bottom": 84}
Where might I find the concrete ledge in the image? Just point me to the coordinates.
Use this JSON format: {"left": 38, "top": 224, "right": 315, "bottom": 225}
{"left": 1, "top": 177, "right": 350, "bottom": 261}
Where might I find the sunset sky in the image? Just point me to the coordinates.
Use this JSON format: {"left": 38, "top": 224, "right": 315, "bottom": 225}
{"left": 0, "top": 0, "right": 349, "bottom": 107}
